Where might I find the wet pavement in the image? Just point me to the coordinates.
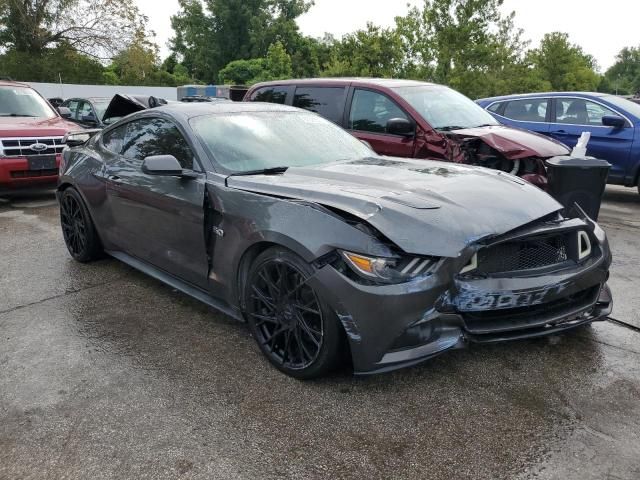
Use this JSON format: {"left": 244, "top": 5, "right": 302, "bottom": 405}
{"left": 1, "top": 186, "right": 639, "bottom": 480}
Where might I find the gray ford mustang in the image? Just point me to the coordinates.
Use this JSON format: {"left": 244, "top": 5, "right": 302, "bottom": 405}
{"left": 57, "top": 102, "right": 613, "bottom": 378}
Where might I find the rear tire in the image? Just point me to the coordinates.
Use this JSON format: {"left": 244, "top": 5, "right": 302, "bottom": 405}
{"left": 59, "top": 187, "right": 103, "bottom": 262}
{"left": 243, "top": 247, "right": 345, "bottom": 379}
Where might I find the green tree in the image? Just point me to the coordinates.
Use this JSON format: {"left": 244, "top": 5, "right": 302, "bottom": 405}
{"left": 219, "top": 58, "right": 266, "bottom": 85}
{"left": 603, "top": 46, "right": 640, "bottom": 95}
{"left": 323, "top": 23, "right": 403, "bottom": 78}
{"left": 393, "top": 0, "right": 536, "bottom": 98}
{"left": 170, "top": 0, "right": 312, "bottom": 83}
{"left": 527, "top": 32, "right": 600, "bottom": 91}
{"left": 0, "top": 0, "right": 147, "bottom": 59}
{"left": 109, "top": 30, "right": 159, "bottom": 85}
{"left": 218, "top": 41, "right": 292, "bottom": 85}
{"left": 263, "top": 41, "right": 292, "bottom": 80}
{"left": 0, "top": 42, "right": 105, "bottom": 83}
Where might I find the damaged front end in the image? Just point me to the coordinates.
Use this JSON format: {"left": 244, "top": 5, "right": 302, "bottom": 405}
{"left": 311, "top": 209, "right": 612, "bottom": 375}
{"left": 436, "top": 125, "right": 571, "bottom": 190}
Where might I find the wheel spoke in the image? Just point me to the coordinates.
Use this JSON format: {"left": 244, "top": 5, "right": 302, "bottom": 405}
{"left": 251, "top": 285, "right": 276, "bottom": 312}
{"left": 293, "top": 302, "right": 321, "bottom": 316}
{"left": 250, "top": 312, "right": 279, "bottom": 327}
{"left": 281, "top": 331, "right": 292, "bottom": 365}
{"left": 294, "top": 328, "right": 313, "bottom": 363}
{"left": 297, "top": 318, "right": 321, "bottom": 347}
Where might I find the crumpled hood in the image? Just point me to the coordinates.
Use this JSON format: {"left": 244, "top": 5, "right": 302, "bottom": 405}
{"left": 449, "top": 125, "right": 570, "bottom": 159}
{"left": 103, "top": 94, "right": 169, "bottom": 122}
{"left": 227, "top": 157, "right": 563, "bottom": 257}
{"left": 0, "top": 116, "right": 78, "bottom": 137}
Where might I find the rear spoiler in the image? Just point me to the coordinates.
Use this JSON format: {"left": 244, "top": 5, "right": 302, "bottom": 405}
{"left": 63, "top": 129, "right": 102, "bottom": 148}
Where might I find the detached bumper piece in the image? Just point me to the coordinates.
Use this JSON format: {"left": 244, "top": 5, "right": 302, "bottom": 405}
{"left": 464, "top": 283, "right": 612, "bottom": 343}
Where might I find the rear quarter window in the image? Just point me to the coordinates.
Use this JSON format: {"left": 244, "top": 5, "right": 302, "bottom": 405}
{"left": 292, "top": 87, "right": 346, "bottom": 124}
{"left": 249, "top": 87, "right": 289, "bottom": 104}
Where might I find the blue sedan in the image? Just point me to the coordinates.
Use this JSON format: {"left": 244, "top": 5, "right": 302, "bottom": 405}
{"left": 477, "top": 92, "right": 640, "bottom": 193}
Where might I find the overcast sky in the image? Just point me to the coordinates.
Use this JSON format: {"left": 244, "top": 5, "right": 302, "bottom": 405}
{"left": 136, "top": 0, "right": 639, "bottom": 71}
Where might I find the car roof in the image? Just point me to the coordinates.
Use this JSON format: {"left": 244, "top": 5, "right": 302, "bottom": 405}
{"left": 478, "top": 92, "right": 610, "bottom": 103}
{"left": 250, "top": 78, "right": 439, "bottom": 89}
{"left": 142, "top": 101, "right": 305, "bottom": 119}
{"left": 66, "top": 97, "right": 112, "bottom": 102}
{"left": 0, "top": 80, "right": 32, "bottom": 88}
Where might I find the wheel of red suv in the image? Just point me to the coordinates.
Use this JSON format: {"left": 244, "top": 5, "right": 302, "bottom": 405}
{"left": 244, "top": 247, "right": 345, "bottom": 379}
{"left": 60, "top": 188, "right": 102, "bottom": 262}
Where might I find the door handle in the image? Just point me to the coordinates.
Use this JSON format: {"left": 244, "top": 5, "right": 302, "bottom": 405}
{"left": 107, "top": 174, "right": 121, "bottom": 182}
{"left": 550, "top": 130, "right": 567, "bottom": 134}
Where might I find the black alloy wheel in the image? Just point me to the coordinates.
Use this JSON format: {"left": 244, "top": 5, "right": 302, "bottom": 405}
{"left": 245, "top": 248, "right": 344, "bottom": 379}
{"left": 60, "top": 188, "right": 102, "bottom": 262}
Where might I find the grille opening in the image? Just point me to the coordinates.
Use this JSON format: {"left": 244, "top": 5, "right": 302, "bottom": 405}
{"left": 470, "top": 234, "right": 573, "bottom": 276}
{"left": 0, "top": 137, "right": 65, "bottom": 157}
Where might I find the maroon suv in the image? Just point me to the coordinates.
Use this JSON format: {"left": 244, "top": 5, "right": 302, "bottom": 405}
{"left": 0, "top": 80, "right": 79, "bottom": 193}
{"left": 245, "top": 78, "right": 570, "bottom": 188}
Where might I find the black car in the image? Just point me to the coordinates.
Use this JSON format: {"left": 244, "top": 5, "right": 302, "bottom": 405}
{"left": 61, "top": 97, "right": 112, "bottom": 128}
{"left": 62, "top": 94, "right": 169, "bottom": 128}
{"left": 57, "top": 103, "right": 613, "bottom": 378}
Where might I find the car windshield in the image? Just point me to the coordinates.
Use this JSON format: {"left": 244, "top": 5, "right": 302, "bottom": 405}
{"left": 190, "top": 111, "right": 372, "bottom": 173}
{"left": 393, "top": 85, "right": 499, "bottom": 130}
{"left": 0, "top": 86, "right": 57, "bottom": 119}
{"left": 601, "top": 94, "right": 640, "bottom": 120}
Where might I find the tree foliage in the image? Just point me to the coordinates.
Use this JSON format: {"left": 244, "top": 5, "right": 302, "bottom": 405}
{"left": 170, "top": 0, "right": 312, "bottom": 83}
{"left": 0, "top": 0, "right": 629, "bottom": 98}
{"left": 218, "top": 41, "right": 292, "bottom": 85}
{"left": 526, "top": 32, "right": 600, "bottom": 92}
{"left": 0, "top": 0, "right": 147, "bottom": 59}
{"left": 603, "top": 46, "right": 640, "bottom": 95}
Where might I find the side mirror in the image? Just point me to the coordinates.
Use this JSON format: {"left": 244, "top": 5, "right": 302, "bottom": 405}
{"left": 58, "top": 106, "right": 72, "bottom": 119}
{"left": 142, "top": 155, "right": 185, "bottom": 177}
{"left": 386, "top": 118, "right": 415, "bottom": 137}
{"left": 602, "top": 115, "right": 625, "bottom": 128}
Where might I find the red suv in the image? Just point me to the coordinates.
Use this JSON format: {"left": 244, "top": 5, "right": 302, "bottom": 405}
{"left": 0, "top": 80, "right": 79, "bottom": 193}
{"left": 245, "top": 79, "right": 570, "bottom": 188}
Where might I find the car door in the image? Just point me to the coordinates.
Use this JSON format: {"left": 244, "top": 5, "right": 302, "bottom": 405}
{"left": 346, "top": 88, "right": 416, "bottom": 157}
{"left": 63, "top": 99, "right": 80, "bottom": 122}
{"left": 550, "top": 97, "right": 634, "bottom": 182}
{"left": 103, "top": 116, "right": 210, "bottom": 288}
{"left": 76, "top": 101, "right": 99, "bottom": 127}
{"left": 491, "top": 98, "right": 551, "bottom": 135}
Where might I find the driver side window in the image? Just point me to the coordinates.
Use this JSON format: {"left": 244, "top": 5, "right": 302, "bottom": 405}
{"left": 121, "top": 118, "right": 196, "bottom": 170}
{"left": 349, "top": 89, "right": 409, "bottom": 134}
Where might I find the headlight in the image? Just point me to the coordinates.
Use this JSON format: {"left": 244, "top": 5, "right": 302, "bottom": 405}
{"left": 341, "top": 251, "right": 438, "bottom": 284}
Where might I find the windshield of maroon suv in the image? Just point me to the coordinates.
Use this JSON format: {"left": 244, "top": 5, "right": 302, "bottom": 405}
{"left": 191, "top": 111, "right": 372, "bottom": 173}
{"left": 393, "top": 85, "right": 499, "bottom": 131}
{"left": 0, "top": 86, "right": 58, "bottom": 119}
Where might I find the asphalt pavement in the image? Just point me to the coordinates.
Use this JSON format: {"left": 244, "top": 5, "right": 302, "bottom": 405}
{"left": 1, "top": 186, "right": 639, "bottom": 480}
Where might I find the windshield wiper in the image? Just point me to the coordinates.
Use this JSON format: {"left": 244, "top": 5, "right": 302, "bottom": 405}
{"left": 0, "top": 113, "right": 38, "bottom": 117}
{"left": 227, "top": 166, "right": 289, "bottom": 178}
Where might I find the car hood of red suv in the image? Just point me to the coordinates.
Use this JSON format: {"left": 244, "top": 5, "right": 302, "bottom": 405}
{"left": 448, "top": 124, "right": 570, "bottom": 159}
{"left": 0, "top": 116, "right": 80, "bottom": 137}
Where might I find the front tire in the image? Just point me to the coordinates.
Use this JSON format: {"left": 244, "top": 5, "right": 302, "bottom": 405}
{"left": 59, "top": 187, "right": 103, "bottom": 262}
{"left": 244, "top": 247, "right": 345, "bottom": 379}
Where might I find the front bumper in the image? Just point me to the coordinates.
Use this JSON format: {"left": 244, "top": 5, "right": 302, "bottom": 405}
{"left": 312, "top": 225, "right": 612, "bottom": 375}
{"left": 0, "top": 155, "right": 60, "bottom": 192}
